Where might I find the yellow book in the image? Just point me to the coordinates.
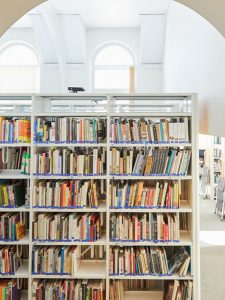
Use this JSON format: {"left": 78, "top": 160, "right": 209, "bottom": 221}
{"left": 2, "top": 186, "right": 8, "bottom": 206}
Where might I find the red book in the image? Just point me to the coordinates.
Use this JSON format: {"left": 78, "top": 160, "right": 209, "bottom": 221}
{"left": 137, "top": 221, "right": 141, "bottom": 241}
{"left": 4, "top": 248, "right": 9, "bottom": 273}
{"left": 90, "top": 225, "right": 94, "bottom": 242}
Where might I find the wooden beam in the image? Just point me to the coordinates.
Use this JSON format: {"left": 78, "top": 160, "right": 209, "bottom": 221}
{"left": 176, "top": 0, "right": 225, "bottom": 38}
{"left": 0, "top": 0, "right": 46, "bottom": 37}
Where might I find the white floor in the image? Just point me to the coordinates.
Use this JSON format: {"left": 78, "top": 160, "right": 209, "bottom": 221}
{"left": 200, "top": 197, "right": 225, "bottom": 300}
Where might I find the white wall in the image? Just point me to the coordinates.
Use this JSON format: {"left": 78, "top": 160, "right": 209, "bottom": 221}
{"left": 0, "top": 27, "right": 164, "bottom": 93}
{"left": 0, "top": 28, "right": 38, "bottom": 56}
{"left": 164, "top": 1, "right": 225, "bottom": 136}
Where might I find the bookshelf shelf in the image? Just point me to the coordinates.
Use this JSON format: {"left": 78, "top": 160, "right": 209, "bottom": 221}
{"left": 0, "top": 169, "right": 30, "bottom": 179}
{"left": 109, "top": 200, "right": 192, "bottom": 213}
{"left": 110, "top": 143, "right": 192, "bottom": 148}
{"left": 109, "top": 274, "right": 193, "bottom": 280}
{"left": 123, "top": 291, "right": 164, "bottom": 300}
{"left": 34, "top": 112, "right": 107, "bottom": 117}
{"left": 0, "top": 93, "right": 199, "bottom": 300}
{"left": 20, "top": 291, "right": 28, "bottom": 300}
{"left": 33, "top": 175, "right": 107, "bottom": 180}
{"left": 110, "top": 113, "right": 192, "bottom": 117}
{"left": 0, "top": 205, "right": 29, "bottom": 212}
{"left": 109, "top": 231, "right": 192, "bottom": 246}
{"left": 0, "top": 232, "right": 29, "bottom": 245}
{"left": 0, "top": 113, "right": 31, "bottom": 117}
{"left": 109, "top": 175, "right": 192, "bottom": 180}
{"left": 0, "top": 143, "right": 31, "bottom": 147}
{"left": 34, "top": 142, "right": 107, "bottom": 147}
{"left": 32, "top": 202, "right": 107, "bottom": 212}
{"left": 0, "top": 260, "right": 29, "bottom": 278}
{"left": 32, "top": 233, "right": 107, "bottom": 246}
{"left": 31, "top": 260, "right": 106, "bottom": 279}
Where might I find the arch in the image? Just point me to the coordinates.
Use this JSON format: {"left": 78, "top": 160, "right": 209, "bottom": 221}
{"left": 0, "top": 41, "right": 39, "bottom": 65}
{"left": 92, "top": 41, "right": 136, "bottom": 67}
{"left": 0, "top": 41, "right": 40, "bottom": 93}
{"left": 91, "top": 41, "right": 135, "bottom": 92}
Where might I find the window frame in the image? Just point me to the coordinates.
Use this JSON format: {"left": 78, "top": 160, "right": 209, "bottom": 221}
{"left": 92, "top": 42, "right": 136, "bottom": 93}
{"left": 0, "top": 41, "right": 40, "bottom": 93}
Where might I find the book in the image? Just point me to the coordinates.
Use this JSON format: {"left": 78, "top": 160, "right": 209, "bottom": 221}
{"left": 0, "top": 279, "right": 20, "bottom": 300}
{"left": 0, "top": 118, "right": 31, "bottom": 143}
{"left": 32, "top": 213, "right": 103, "bottom": 242}
{"left": 0, "top": 147, "right": 30, "bottom": 174}
{"left": 32, "top": 179, "right": 105, "bottom": 208}
{"left": 32, "top": 279, "right": 105, "bottom": 300}
{"left": 110, "top": 213, "right": 180, "bottom": 242}
{"left": 0, "top": 246, "right": 21, "bottom": 274}
{"left": 0, "top": 181, "right": 25, "bottom": 208}
{"left": 34, "top": 148, "right": 106, "bottom": 175}
{"left": 163, "top": 280, "right": 193, "bottom": 300}
{"left": 32, "top": 246, "right": 80, "bottom": 275}
{"left": 110, "top": 117, "right": 190, "bottom": 143}
{"left": 34, "top": 117, "right": 107, "bottom": 143}
{"left": 109, "top": 246, "right": 190, "bottom": 276}
{"left": 0, "top": 213, "right": 26, "bottom": 241}
{"left": 110, "top": 148, "right": 191, "bottom": 176}
{"left": 109, "top": 180, "right": 181, "bottom": 209}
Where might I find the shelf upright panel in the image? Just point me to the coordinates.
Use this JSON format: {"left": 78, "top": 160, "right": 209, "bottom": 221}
{"left": 0, "top": 94, "right": 32, "bottom": 300}
{"left": 31, "top": 93, "right": 109, "bottom": 299}
{"left": 191, "top": 94, "right": 200, "bottom": 300}
{"left": 107, "top": 93, "right": 198, "bottom": 300}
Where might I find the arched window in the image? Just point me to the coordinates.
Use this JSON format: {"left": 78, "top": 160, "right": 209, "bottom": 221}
{"left": 0, "top": 42, "right": 40, "bottom": 93}
{"left": 93, "top": 43, "right": 135, "bottom": 92}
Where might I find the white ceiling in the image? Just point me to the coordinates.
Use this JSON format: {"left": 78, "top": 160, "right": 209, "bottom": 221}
{"left": 11, "top": 14, "right": 33, "bottom": 28}
{"left": 50, "top": 0, "right": 170, "bottom": 28}
{"left": 12, "top": 0, "right": 170, "bottom": 29}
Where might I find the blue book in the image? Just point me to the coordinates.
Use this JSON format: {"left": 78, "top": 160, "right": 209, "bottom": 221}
{"left": 60, "top": 247, "right": 65, "bottom": 274}
{"left": 166, "top": 150, "right": 175, "bottom": 174}
{"left": 160, "top": 122, "right": 164, "bottom": 143}
{"left": 125, "top": 185, "right": 131, "bottom": 207}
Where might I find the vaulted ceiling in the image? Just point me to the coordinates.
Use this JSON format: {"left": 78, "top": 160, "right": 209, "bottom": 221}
{"left": 12, "top": 0, "right": 170, "bottom": 29}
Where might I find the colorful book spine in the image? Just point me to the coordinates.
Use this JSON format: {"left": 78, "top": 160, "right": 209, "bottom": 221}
{"left": 34, "top": 117, "right": 107, "bottom": 143}
{"left": 110, "top": 117, "right": 189, "bottom": 143}
{"left": 0, "top": 118, "right": 31, "bottom": 143}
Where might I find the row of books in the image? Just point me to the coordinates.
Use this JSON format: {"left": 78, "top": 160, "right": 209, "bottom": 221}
{"left": 115, "top": 279, "right": 164, "bottom": 290}
{"left": 0, "top": 246, "right": 21, "bottom": 274}
{"left": 0, "top": 118, "right": 31, "bottom": 143}
{"left": 109, "top": 181, "right": 181, "bottom": 208}
{"left": 109, "top": 246, "right": 190, "bottom": 276}
{"left": 0, "top": 117, "right": 190, "bottom": 144}
{"left": 34, "top": 117, "right": 107, "bottom": 143}
{"left": 32, "top": 279, "right": 105, "bottom": 300}
{"left": 34, "top": 148, "right": 106, "bottom": 175}
{"left": 0, "top": 279, "right": 20, "bottom": 300}
{"left": 109, "top": 148, "right": 191, "bottom": 176}
{"left": 0, "top": 213, "right": 25, "bottom": 241}
{"left": 214, "top": 147, "right": 222, "bottom": 158}
{"left": 0, "top": 181, "right": 25, "bottom": 208}
{"left": 110, "top": 280, "right": 192, "bottom": 300}
{"left": 164, "top": 280, "right": 193, "bottom": 300}
{"left": 109, "top": 213, "right": 180, "bottom": 242}
{"left": 110, "top": 117, "right": 190, "bottom": 143}
{"left": 32, "top": 213, "right": 103, "bottom": 242}
{"left": 32, "top": 180, "right": 104, "bottom": 208}
{"left": 32, "top": 246, "right": 80, "bottom": 275}
{"left": 0, "top": 147, "right": 30, "bottom": 175}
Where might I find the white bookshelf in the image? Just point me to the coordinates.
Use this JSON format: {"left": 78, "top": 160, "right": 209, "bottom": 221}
{"left": 0, "top": 93, "right": 199, "bottom": 300}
